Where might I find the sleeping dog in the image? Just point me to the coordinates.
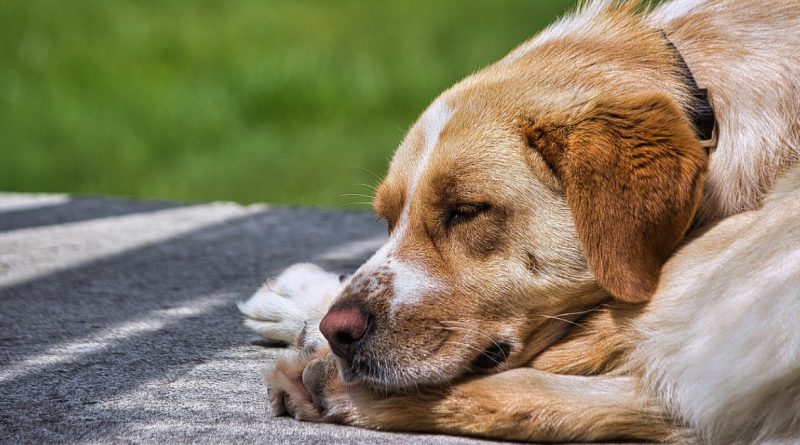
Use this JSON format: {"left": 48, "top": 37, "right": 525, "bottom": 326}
{"left": 240, "top": 0, "right": 800, "bottom": 442}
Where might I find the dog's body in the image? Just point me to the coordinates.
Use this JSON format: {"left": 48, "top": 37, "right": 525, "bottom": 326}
{"left": 241, "top": 0, "right": 800, "bottom": 443}
{"left": 634, "top": 166, "right": 800, "bottom": 444}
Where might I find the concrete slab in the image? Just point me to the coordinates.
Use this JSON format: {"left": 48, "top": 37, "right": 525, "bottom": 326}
{"left": 0, "top": 193, "right": 516, "bottom": 444}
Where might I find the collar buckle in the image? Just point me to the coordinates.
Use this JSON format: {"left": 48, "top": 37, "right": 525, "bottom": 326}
{"left": 693, "top": 88, "right": 717, "bottom": 150}
{"left": 698, "top": 121, "right": 717, "bottom": 149}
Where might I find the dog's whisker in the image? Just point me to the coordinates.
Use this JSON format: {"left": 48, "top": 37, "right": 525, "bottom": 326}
{"left": 552, "top": 304, "right": 603, "bottom": 318}
{"left": 349, "top": 164, "right": 382, "bottom": 182}
{"left": 536, "top": 314, "right": 586, "bottom": 329}
{"left": 353, "top": 182, "right": 379, "bottom": 193}
{"left": 339, "top": 193, "right": 375, "bottom": 199}
{"left": 424, "top": 361, "right": 459, "bottom": 392}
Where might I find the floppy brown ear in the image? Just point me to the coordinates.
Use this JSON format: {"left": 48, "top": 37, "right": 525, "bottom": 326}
{"left": 525, "top": 93, "right": 707, "bottom": 302}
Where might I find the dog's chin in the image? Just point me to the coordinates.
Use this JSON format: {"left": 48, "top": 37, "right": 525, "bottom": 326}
{"left": 333, "top": 343, "right": 516, "bottom": 392}
{"left": 332, "top": 353, "right": 473, "bottom": 392}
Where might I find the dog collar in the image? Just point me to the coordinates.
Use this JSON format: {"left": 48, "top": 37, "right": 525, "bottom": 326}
{"left": 661, "top": 32, "right": 717, "bottom": 150}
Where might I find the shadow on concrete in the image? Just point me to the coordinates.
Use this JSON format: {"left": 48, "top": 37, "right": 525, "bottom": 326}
{"left": 0, "top": 196, "right": 188, "bottom": 233}
{"left": 0, "top": 205, "right": 385, "bottom": 442}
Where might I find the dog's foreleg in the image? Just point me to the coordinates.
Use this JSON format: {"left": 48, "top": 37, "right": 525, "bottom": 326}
{"left": 271, "top": 347, "right": 691, "bottom": 443}
{"left": 338, "top": 369, "right": 687, "bottom": 443}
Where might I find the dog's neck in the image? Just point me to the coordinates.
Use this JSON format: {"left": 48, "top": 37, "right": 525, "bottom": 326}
{"left": 650, "top": 1, "right": 800, "bottom": 223}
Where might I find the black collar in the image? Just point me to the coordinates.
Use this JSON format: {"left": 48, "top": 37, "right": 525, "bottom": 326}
{"left": 661, "top": 32, "right": 717, "bottom": 150}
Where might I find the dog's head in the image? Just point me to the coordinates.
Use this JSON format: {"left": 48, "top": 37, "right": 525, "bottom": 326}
{"left": 320, "top": 8, "right": 707, "bottom": 389}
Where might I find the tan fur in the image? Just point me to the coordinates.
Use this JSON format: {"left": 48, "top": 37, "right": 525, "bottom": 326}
{"left": 271, "top": 332, "right": 691, "bottom": 442}
{"left": 336, "top": 370, "right": 686, "bottom": 443}
{"left": 264, "top": 0, "right": 800, "bottom": 442}
{"left": 529, "top": 302, "right": 644, "bottom": 375}
{"left": 525, "top": 93, "right": 707, "bottom": 301}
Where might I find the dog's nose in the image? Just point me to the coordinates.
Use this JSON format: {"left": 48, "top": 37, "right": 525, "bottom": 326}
{"left": 319, "top": 302, "right": 370, "bottom": 361}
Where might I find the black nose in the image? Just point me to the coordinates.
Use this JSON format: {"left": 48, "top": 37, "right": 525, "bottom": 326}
{"left": 319, "top": 302, "right": 371, "bottom": 362}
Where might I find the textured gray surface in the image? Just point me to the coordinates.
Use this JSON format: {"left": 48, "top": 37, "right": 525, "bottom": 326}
{"left": 0, "top": 193, "right": 503, "bottom": 444}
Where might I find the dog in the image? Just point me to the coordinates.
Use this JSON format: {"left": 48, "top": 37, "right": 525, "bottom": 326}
{"left": 239, "top": 0, "right": 800, "bottom": 442}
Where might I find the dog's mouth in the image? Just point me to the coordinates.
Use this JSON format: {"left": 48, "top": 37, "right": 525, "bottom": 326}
{"left": 334, "top": 336, "right": 514, "bottom": 391}
{"left": 470, "top": 341, "right": 512, "bottom": 370}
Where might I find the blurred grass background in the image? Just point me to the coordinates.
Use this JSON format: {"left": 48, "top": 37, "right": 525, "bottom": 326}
{"left": 1, "top": 0, "right": 576, "bottom": 207}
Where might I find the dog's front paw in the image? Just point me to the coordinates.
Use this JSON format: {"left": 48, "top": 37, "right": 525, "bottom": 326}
{"left": 266, "top": 340, "right": 352, "bottom": 423}
{"left": 238, "top": 263, "right": 345, "bottom": 343}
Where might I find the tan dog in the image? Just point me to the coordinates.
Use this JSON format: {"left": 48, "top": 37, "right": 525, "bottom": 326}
{"left": 240, "top": 0, "right": 800, "bottom": 442}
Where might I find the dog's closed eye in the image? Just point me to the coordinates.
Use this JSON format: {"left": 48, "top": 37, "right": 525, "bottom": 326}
{"left": 444, "top": 203, "right": 491, "bottom": 229}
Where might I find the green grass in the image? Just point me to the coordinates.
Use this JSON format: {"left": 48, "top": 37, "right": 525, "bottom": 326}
{"left": 0, "top": 0, "right": 576, "bottom": 207}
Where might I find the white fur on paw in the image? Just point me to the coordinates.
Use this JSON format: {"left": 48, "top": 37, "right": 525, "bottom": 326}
{"left": 239, "top": 263, "right": 345, "bottom": 343}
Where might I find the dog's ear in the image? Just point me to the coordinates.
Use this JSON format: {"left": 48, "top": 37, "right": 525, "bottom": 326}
{"left": 524, "top": 93, "right": 707, "bottom": 302}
